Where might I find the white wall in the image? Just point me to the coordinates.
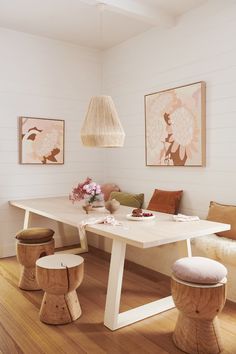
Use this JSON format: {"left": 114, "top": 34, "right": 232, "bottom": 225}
{"left": 100, "top": 0, "right": 236, "bottom": 274}
{"left": 0, "top": 28, "right": 103, "bottom": 257}
{"left": 2, "top": 0, "right": 236, "bottom": 276}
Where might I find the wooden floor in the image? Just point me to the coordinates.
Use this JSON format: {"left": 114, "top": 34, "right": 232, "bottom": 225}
{"left": 0, "top": 247, "right": 236, "bottom": 354}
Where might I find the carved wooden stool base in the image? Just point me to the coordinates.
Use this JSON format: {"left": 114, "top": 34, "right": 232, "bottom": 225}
{"left": 173, "top": 313, "right": 223, "bottom": 354}
{"left": 19, "top": 266, "right": 41, "bottom": 290}
{"left": 36, "top": 254, "right": 84, "bottom": 325}
{"left": 39, "top": 291, "right": 81, "bottom": 325}
{"left": 171, "top": 276, "right": 227, "bottom": 354}
{"left": 17, "top": 239, "right": 55, "bottom": 290}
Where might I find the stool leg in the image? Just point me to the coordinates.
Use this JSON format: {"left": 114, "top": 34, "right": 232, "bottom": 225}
{"left": 173, "top": 313, "right": 223, "bottom": 354}
{"left": 19, "top": 266, "right": 40, "bottom": 290}
{"left": 39, "top": 291, "right": 81, "bottom": 325}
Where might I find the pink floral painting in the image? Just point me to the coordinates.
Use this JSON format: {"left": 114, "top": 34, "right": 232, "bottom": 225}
{"left": 19, "top": 117, "right": 64, "bottom": 164}
{"left": 145, "top": 82, "right": 206, "bottom": 166}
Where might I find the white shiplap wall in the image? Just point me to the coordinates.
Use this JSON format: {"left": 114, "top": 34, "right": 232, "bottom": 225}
{"left": 100, "top": 0, "right": 236, "bottom": 274}
{"left": 0, "top": 28, "right": 104, "bottom": 257}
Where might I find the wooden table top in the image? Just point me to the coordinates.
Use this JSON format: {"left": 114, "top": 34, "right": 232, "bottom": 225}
{"left": 10, "top": 196, "right": 230, "bottom": 249}
{"left": 36, "top": 254, "right": 84, "bottom": 269}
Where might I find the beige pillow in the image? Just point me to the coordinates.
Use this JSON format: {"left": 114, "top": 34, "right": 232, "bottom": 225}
{"left": 101, "top": 183, "right": 120, "bottom": 201}
{"left": 109, "top": 192, "right": 144, "bottom": 208}
{"left": 207, "top": 201, "right": 236, "bottom": 240}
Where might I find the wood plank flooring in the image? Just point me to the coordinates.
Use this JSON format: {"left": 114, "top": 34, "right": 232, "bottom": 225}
{"left": 0, "top": 246, "right": 236, "bottom": 354}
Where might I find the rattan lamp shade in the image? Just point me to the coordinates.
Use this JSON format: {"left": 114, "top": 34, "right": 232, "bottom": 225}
{"left": 81, "top": 95, "right": 125, "bottom": 147}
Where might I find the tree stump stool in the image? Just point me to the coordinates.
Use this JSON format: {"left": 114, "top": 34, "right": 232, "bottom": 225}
{"left": 171, "top": 256, "right": 227, "bottom": 354}
{"left": 36, "top": 254, "right": 84, "bottom": 325}
{"left": 16, "top": 227, "right": 55, "bottom": 290}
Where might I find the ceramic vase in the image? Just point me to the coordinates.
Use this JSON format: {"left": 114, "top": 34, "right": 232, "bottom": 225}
{"left": 105, "top": 199, "right": 120, "bottom": 214}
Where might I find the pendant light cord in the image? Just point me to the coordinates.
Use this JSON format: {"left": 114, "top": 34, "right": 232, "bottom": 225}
{"left": 97, "top": 2, "right": 105, "bottom": 94}
{"left": 96, "top": 3, "right": 105, "bottom": 48}
{"left": 80, "top": 3, "right": 125, "bottom": 148}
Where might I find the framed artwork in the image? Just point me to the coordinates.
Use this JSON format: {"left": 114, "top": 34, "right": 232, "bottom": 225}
{"left": 19, "top": 117, "right": 65, "bottom": 164}
{"left": 145, "top": 81, "right": 206, "bottom": 166}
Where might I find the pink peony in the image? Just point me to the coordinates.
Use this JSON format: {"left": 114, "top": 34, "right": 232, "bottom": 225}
{"left": 69, "top": 177, "right": 103, "bottom": 204}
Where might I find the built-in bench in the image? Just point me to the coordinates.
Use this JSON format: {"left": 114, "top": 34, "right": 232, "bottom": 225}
{"left": 192, "top": 234, "right": 236, "bottom": 302}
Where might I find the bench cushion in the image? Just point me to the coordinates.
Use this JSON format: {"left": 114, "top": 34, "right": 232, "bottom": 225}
{"left": 207, "top": 201, "right": 236, "bottom": 240}
{"left": 192, "top": 234, "right": 236, "bottom": 267}
{"left": 147, "top": 189, "right": 183, "bottom": 214}
{"left": 101, "top": 183, "right": 120, "bottom": 201}
{"left": 109, "top": 192, "right": 144, "bottom": 208}
{"left": 172, "top": 256, "right": 227, "bottom": 284}
{"left": 16, "top": 227, "right": 54, "bottom": 244}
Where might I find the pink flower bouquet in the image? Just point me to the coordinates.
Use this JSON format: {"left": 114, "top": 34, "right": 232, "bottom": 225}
{"left": 69, "top": 177, "right": 104, "bottom": 205}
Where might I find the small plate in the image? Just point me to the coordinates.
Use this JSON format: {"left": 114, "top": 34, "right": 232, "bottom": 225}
{"left": 126, "top": 214, "right": 155, "bottom": 221}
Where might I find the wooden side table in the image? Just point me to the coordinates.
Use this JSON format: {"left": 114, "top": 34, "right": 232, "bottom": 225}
{"left": 36, "top": 254, "right": 84, "bottom": 325}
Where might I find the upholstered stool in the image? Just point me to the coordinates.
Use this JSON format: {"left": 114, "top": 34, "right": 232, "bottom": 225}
{"left": 16, "top": 228, "right": 55, "bottom": 290}
{"left": 171, "top": 257, "right": 227, "bottom": 354}
{"left": 36, "top": 254, "right": 84, "bottom": 325}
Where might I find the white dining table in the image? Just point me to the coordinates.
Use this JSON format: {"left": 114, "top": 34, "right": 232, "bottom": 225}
{"left": 10, "top": 196, "right": 230, "bottom": 331}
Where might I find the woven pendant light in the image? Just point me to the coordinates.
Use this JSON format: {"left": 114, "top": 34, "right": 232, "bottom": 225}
{"left": 81, "top": 95, "right": 125, "bottom": 147}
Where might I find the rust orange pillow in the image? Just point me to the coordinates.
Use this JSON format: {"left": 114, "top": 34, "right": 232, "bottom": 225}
{"left": 147, "top": 189, "right": 183, "bottom": 214}
{"left": 207, "top": 201, "right": 235, "bottom": 240}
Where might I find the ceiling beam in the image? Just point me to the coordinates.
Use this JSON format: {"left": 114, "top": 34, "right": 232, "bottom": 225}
{"left": 80, "top": 0, "right": 175, "bottom": 27}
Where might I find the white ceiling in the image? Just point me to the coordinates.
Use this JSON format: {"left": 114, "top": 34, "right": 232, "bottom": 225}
{"left": 0, "top": 0, "right": 207, "bottom": 49}
{"left": 142, "top": 0, "right": 207, "bottom": 16}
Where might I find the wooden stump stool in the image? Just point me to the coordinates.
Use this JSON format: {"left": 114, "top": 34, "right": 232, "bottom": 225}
{"left": 36, "top": 254, "right": 84, "bottom": 325}
{"left": 171, "top": 257, "right": 227, "bottom": 354}
{"left": 16, "top": 237, "right": 54, "bottom": 290}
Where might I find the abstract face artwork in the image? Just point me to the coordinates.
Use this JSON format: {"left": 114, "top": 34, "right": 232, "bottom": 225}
{"left": 19, "top": 117, "right": 64, "bottom": 164}
{"left": 145, "top": 82, "right": 206, "bottom": 166}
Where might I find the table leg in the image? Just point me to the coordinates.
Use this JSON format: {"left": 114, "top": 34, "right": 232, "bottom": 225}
{"left": 23, "top": 210, "right": 31, "bottom": 229}
{"left": 104, "top": 239, "right": 126, "bottom": 330}
{"left": 104, "top": 239, "right": 175, "bottom": 331}
{"left": 56, "top": 226, "right": 88, "bottom": 255}
{"left": 177, "top": 238, "right": 192, "bottom": 258}
{"left": 79, "top": 226, "right": 88, "bottom": 252}
{"left": 186, "top": 238, "right": 192, "bottom": 257}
